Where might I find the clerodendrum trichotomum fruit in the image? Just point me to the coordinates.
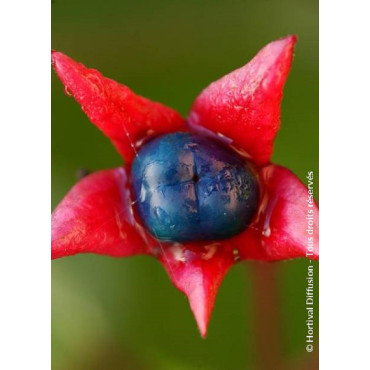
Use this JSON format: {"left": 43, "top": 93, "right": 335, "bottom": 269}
{"left": 131, "top": 133, "right": 259, "bottom": 241}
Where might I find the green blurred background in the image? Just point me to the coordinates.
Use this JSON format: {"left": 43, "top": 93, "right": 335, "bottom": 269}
{"left": 52, "top": 0, "right": 318, "bottom": 369}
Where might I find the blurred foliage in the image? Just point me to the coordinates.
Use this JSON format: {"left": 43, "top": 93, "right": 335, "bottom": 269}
{"left": 52, "top": 0, "right": 318, "bottom": 368}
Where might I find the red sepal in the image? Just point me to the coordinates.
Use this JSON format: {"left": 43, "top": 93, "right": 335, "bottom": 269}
{"left": 51, "top": 51, "right": 186, "bottom": 164}
{"left": 231, "top": 164, "right": 319, "bottom": 261}
{"left": 188, "top": 36, "right": 296, "bottom": 166}
{"left": 158, "top": 242, "right": 235, "bottom": 337}
{"left": 51, "top": 168, "right": 156, "bottom": 259}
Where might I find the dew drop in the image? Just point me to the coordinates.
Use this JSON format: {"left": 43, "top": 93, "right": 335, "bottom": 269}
{"left": 64, "top": 86, "right": 72, "bottom": 97}
{"left": 232, "top": 248, "right": 240, "bottom": 261}
{"left": 261, "top": 196, "right": 278, "bottom": 238}
{"left": 262, "top": 227, "right": 271, "bottom": 237}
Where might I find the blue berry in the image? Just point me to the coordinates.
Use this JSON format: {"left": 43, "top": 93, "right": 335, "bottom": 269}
{"left": 131, "top": 133, "right": 259, "bottom": 242}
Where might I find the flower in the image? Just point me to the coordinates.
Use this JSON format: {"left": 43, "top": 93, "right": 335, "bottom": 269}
{"left": 51, "top": 35, "right": 319, "bottom": 338}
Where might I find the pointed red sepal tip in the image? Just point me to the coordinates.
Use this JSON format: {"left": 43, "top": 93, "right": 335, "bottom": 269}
{"left": 51, "top": 50, "right": 186, "bottom": 165}
{"left": 232, "top": 164, "right": 319, "bottom": 261}
{"left": 188, "top": 35, "right": 297, "bottom": 166}
{"left": 51, "top": 168, "right": 155, "bottom": 259}
{"left": 158, "top": 242, "right": 235, "bottom": 337}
